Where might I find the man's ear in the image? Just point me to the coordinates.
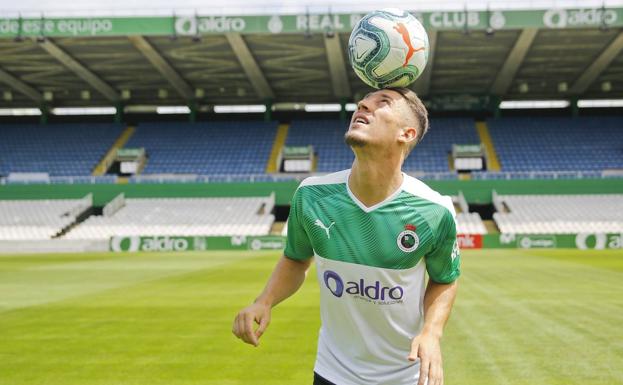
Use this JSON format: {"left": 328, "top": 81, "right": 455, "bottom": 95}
{"left": 399, "top": 126, "right": 418, "bottom": 146}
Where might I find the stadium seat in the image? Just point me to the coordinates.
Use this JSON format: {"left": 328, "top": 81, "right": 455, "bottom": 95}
{"left": 124, "top": 121, "right": 277, "bottom": 175}
{"left": 286, "top": 118, "right": 480, "bottom": 173}
{"left": 0, "top": 198, "right": 91, "bottom": 240}
{"left": 493, "top": 194, "right": 623, "bottom": 234}
{"left": 456, "top": 212, "right": 488, "bottom": 234}
{"left": 64, "top": 196, "right": 276, "bottom": 239}
{"left": 487, "top": 117, "right": 623, "bottom": 172}
{"left": 0, "top": 124, "right": 124, "bottom": 176}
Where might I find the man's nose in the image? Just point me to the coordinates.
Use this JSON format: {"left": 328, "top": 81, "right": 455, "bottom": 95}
{"left": 358, "top": 99, "right": 372, "bottom": 112}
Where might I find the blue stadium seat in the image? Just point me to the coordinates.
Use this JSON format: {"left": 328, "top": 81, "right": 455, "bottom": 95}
{"left": 287, "top": 118, "right": 479, "bottom": 173}
{"left": 487, "top": 117, "right": 623, "bottom": 172}
{"left": 124, "top": 121, "right": 277, "bottom": 175}
{"left": 286, "top": 120, "right": 353, "bottom": 172}
{"left": 0, "top": 123, "right": 124, "bottom": 176}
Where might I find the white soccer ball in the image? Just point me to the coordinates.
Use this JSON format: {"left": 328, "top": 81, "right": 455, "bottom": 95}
{"left": 348, "top": 9, "right": 429, "bottom": 89}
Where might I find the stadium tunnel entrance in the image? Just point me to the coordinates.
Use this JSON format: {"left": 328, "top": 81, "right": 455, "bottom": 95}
{"left": 274, "top": 205, "right": 291, "bottom": 222}
{"left": 468, "top": 203, "right": 495, "bottom": 221}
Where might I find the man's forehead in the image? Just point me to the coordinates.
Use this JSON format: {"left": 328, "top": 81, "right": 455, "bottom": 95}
{"left": 362, "top": 89, "right": 403, "bottom": 101}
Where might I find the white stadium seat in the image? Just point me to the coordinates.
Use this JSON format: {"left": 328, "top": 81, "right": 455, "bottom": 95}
{"left": 0, "top": 199, "right": 89, "bottom": 240}
{"left": 63, "top": 196, "right": 275, "bottom": 239}
{"left": 456, "top": 212, "right": 488, "bottom": 235}
{"left": 493, "top": 194, "right": 623, "bottom": 234}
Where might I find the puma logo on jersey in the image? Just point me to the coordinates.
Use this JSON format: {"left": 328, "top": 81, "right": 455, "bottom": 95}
{"left": 314, "top": 219, "right": 335, "bottom": 239}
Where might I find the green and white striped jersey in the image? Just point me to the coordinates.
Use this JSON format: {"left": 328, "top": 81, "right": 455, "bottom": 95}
{"left": 285, "top": 169, "right": 460, "bottom": 385}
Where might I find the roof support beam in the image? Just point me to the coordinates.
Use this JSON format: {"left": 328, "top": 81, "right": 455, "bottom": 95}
{"left": 413, "top": 30, "right": 437, "bottom": 96}
{"left": 490, "top": 28, "right": 538, "bottom": 96}
{"left": 0, "top": 67, "right": 43, "bottom": 103}
{"left": 225, "top": 33, "right": 275, "bottom": 100}
{"left": 36, "top": 38, "right": 120, "bottom": 102}
{"left": 128, "top": 35, "right": 194, "bottom": 100}
{"left": 569, "top": 31, "right": 623, "bottom": 95}
{"left": 324, "top": 34, "right": 351, "bottom": 99}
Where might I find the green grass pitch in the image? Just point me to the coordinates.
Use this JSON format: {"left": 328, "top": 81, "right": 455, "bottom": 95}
{"left": 1, "top": 249, "right": 622, "bottom": 385}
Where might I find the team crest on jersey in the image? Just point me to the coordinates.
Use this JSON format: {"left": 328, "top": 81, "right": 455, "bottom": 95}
{"left": 397, "top": 224, "right": 419, "bottom": 252}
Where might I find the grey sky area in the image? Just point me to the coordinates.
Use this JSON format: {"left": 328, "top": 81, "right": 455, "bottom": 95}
{"left": 2, "top": 0, "right": 623, "bottom": 16}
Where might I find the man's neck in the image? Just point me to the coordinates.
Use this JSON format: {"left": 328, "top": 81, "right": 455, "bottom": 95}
{"left": 349, "top": 155, "right": 404, "bottom": 208}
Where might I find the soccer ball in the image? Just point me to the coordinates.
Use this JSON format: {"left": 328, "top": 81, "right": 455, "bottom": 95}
{"left": 348, "top": 9, "right": 429, "bottom": 89}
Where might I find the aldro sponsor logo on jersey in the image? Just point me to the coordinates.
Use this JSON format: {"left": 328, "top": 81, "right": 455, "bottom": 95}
{"left": 397, "top": 224, "right": 419, "bottom": 252}
{"left": 323, "top": 270, "right": 404, "bottom": 305}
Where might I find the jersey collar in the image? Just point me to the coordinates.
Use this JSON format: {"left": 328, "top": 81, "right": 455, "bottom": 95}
{"left": 345, "top": 169, "right": 406, "bottom": 213}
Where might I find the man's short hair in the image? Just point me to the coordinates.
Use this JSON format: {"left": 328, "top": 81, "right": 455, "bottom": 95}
{"left": 385, "top": 87, "right": 429, "bottom": 152}
{"left": 359, "top": 87, "right": 429, "bottom": 157}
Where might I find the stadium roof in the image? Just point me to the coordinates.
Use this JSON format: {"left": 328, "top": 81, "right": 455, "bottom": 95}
{"left": 1, "top": 7, "right": 623, "bottom": 110}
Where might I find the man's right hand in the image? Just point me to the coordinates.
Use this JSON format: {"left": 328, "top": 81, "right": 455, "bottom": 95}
{"left": 232, "top": 302, "right": 271, "bottom": 347}
{"left": 232, "top": 255, "right": 311, "bottom": 347}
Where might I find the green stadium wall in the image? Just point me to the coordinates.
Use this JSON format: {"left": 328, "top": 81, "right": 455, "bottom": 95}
{"left": 0, "top": 179, "right": 621, "bottom": 206}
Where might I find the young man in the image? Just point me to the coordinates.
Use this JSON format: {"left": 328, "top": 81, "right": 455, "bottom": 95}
{"left": 233, "top": 87, "right": 460, "bottom": 385}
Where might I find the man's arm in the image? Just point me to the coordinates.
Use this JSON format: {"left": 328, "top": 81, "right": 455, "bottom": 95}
{"left": 409, "top": 279, "right": 458, "bottom": 385}
{"left": 232, "top": 255, "right": 312, "bottom": 347}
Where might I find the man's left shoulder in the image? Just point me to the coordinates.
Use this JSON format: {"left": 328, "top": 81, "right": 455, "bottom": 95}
{"left": 401, "top": 174, "right": 455, "bottom": 216}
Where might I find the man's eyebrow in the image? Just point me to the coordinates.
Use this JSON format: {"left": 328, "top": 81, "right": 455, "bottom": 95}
{"left": 376, "top": 92, "right": 395, "bottom": 101}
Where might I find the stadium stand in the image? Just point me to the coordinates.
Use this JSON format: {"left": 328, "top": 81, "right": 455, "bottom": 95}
{"left": 456, "top": 212, "right": 488, "bottom": 234}
{"left": 493, "top": 194, "right": 623, "bottom": 234}
{"left": 286, "top": 120, "right": 353, "bottom": 172}
{"left": 487, "top": 117, "right": 623, "bottom": 172}
{"left": 0, "top": 124, "right": 124, "bottom": 176}
{"left": 124, "top": 121, "right": 277, "bottom": 175}
{"left": 0, "top": 196, "right": 92, "bottom": 240}
{"left": 452, "top": 192, "right": 488, "bottom": 234}
{"left": 63, "top": 196, "right": 275, "bottom": 239}
{"left": 286, "top": 118, "right": 479, "bottom": 173}
{"left": 404, "top": 118, "right": 481, "bottom": 172}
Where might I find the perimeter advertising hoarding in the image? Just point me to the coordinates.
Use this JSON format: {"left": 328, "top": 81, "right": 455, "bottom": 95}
{"left": 110, "top": 233, "right": 622, "bottom": 251}
{"left": 456, "top": 234, "right": 483, "bottom": 249}
{"left": 487, "top": 233, "right": 623, "bottom": 249}
{"left": 110, "top": 235, "right": 285, "bottom": 252}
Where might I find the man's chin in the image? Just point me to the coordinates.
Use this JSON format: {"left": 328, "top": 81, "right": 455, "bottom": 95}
{"left": 344, "top": 131, "right": 368, "bottom": 147}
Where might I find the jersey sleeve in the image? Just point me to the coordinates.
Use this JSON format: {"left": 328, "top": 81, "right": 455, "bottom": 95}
{"left": 425, "top": 208, "right": 461, "bottom": 284}
{"left": 284, "top": 188, "right": 314, "bottom": 260}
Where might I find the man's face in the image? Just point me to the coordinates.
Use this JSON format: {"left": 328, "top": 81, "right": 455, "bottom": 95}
{"left": 344, "top": 89, "right": 413, "bottom": 150}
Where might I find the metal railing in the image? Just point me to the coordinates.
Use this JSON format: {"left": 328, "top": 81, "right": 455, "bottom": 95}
{"left": 0, "top": 170, "right": 620, "bottom": 185}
